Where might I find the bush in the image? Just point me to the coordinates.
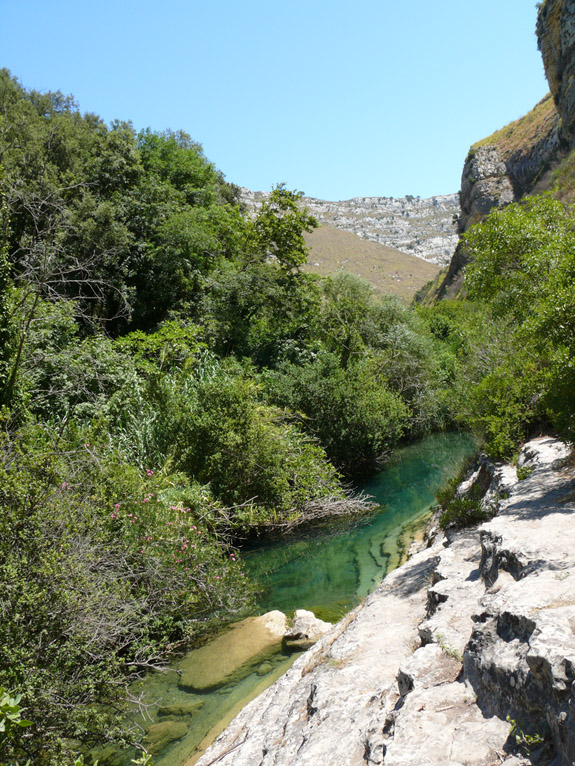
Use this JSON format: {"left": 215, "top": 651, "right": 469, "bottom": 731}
{"left": 265, "top": 351, "right": 411, "bottom": 477}
{"left": 0, "top": 422, "right": 251, "bottom": 764}
{"left": 439, "top": 482, "right": 490, "bottom": 529}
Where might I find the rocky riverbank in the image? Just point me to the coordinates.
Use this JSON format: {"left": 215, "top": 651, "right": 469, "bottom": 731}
{"left": 194, "top": 437, "right": 575, "bottom": 766}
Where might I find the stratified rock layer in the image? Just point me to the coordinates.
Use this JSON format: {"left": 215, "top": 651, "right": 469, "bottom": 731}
{"left": 241, "top": 189, "right": 459, "bottom": 265}
{"left": 194, "top": 437, "right": 575, "bottom": 766}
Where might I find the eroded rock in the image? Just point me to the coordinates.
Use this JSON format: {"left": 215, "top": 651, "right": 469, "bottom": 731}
{"left": 283, "top": 609, "right": 332, "bottom": 651}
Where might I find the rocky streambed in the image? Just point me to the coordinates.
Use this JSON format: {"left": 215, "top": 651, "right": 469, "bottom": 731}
{"left": 195, "top": 436, "right": 575, "bottom": 766}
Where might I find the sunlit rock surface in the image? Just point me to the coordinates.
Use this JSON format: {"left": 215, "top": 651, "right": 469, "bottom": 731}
{"left": 194, "top": 437, "right": 575, "bottom": 766}
{"left": 538, "top": 0, "right": 575, "bottom": 145}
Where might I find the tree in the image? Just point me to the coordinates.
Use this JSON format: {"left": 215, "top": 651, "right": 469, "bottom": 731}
{"left": 249, "top": 184, "right": 318, "bottom": 271}
{"left": 461, "top": 195, "right": 575, "bottom": 453}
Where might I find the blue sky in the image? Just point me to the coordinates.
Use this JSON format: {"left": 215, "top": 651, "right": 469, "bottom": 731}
{"left": 0, "top": 0, "right": 548, "bottom": 200}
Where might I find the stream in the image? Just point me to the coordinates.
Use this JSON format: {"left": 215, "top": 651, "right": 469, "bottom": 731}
{"left": 114, "top": 431, "right": 476, "bottom": 766}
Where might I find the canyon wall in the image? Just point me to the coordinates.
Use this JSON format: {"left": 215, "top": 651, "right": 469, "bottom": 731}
{"left": 438, "top": 0, "right": 575, "bottom": 298}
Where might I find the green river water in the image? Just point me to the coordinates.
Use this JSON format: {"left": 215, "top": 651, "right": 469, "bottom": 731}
{"left": 115, "top": 432, "right": 476, "bottom": 766}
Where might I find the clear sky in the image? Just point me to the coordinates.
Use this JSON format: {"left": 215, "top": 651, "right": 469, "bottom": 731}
{"left": 0, "top": 0, "right": 549, "bottom": 201}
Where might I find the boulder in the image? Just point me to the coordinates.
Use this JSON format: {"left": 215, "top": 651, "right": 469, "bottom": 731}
{"left": 144, "top": 720, "right": 188, "bottom": 754}
{"left": 178, "top": 610, "right": 287, "bottom": 692}
{"left": 283, "top": 609, "right": 332, "bottom": 651}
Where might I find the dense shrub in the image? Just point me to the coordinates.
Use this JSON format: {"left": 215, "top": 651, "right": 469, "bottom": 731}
{"left": 0, "top": 423, "right": 251, "bottom": 764}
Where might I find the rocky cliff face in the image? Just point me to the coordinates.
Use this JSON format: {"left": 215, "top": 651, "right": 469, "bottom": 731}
{"left": 438, "top": 1, "right": 575, "bottom": 298}
{"left": 458, "top": 0, "right": 575, "bottom": 229}
{"left": 194, "top": 437, "right": 575, "bottom": 766}
{"left": 241, "top": 190, "right": 460, "bottom": 266}
{"left": 537, "top": 0, "right": 575, "bottom": 145}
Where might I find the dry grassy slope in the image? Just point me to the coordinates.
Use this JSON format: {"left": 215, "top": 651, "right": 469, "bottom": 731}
{"left": 302, "top": 225, "right": 440, "bottom": 301}
{"left": 473, "top": 92, "right": 558, "bottom": 162}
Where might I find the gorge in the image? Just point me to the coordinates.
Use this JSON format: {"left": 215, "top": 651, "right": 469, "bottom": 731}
{"left": 196, "top": 437, "right": 575, "bottom": 766}
{"left": 3, "top": 2, "right": 575, "bottom": 765}
{"left": 182, "top": 2, "right": 575, "bottom": 764}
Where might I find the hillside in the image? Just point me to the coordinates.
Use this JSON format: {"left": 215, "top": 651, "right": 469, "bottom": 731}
{"left": 241, "top": 189, "right": 459, "bottom": 266}
{"left": 302, "top": 225, "right": 440, "bottom": 301}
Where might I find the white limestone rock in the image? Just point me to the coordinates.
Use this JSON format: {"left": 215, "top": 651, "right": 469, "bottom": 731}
{"left": 193, "top": 437, "right": 575, "bottom": 766}
{"left": 283, "top": 609, "right": 333, "bottom": 651}
{"left": 240, "top": 188, "right": 460, "bottom": 265}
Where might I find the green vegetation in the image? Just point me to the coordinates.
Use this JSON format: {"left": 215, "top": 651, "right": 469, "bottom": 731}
{"left": 517, "top": 464, "right": 534, "bottom": 481}
{"left": 438, "top": 480, "right": 490, "bottom": 530}
{"left": 0, "top": 70, "right": 464, "bottom": 764}
{"left": 463, "top": 195, "right": 575, "bottom": 453}
{"left": 507, "top": 715, "right": 548, "bottom": 757}
{"left": 4, "top": 56, "right": 575, "bottom": 763}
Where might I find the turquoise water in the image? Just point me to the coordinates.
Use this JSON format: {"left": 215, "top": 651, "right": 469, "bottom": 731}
{"left": 119, "top": 431, "right": 476, "bottom": 766}
{"left": 244, "top": 431, "right": 477, "bottom": 620}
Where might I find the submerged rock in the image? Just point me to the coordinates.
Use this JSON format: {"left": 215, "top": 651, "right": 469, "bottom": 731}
{"left": 144, "top": 720, "right": 188, "bottom": 754}
{"left": 256, "top": 661, "right": 274, "bottom": 677}
{"left": 157, "top": 698, "right": 204, "bottom": 718}
{"left": 178, "top": 610, "right": 287, "bottom": 692}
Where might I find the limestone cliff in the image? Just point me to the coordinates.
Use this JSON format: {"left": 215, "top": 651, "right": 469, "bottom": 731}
{"left": 537, "top": 0, "right": 575, "bottom": 145}
{"left": 436, "top": 0, "right": 575, "bottom": 299}
{"left": 459, "top": 95, "right": 560, "bottom": 235}
{"left": 241, "top": 189, "right": 460, "bottom": 266}
{"left": 194, "top": 437, "right": 575, "bottom": 766}
{"left": 438, "top": 95, "right": 561, "bottom": 299}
